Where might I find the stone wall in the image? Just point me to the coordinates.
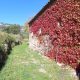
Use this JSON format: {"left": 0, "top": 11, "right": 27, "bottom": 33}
{"left": 29, "top": 0, "right": 80, "bottom": 69}
{"left": 29, "top": 32, "right": 53, "bottom": 53}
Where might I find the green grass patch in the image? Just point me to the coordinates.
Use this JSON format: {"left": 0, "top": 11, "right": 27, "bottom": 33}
{"left": 0, "top": 43, "right": 76, "bottom": 80}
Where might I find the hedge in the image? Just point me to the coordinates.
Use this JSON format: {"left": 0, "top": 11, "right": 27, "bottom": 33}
{"left": 0, "top": 32, "right": 21, "bottom": 70}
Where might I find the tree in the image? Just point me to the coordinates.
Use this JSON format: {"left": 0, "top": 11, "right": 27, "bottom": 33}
{"left": 3, "top": 24, "right": 20, "bottom": 34}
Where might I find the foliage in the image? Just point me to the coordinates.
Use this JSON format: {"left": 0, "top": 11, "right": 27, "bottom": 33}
{"left": 30, "top": 0, "right": 80, "bottom": 68}
{"left": 3, "top": 24, "right": 20, "bottom": 34}
{"left": 0, "top": 31, "right": 21, "bottom": 69}
{"left": 20, "top": 26, "right": 29, "bottom": 40}
{"left": 0, "top": 32, "right": 15, "bottom": 46}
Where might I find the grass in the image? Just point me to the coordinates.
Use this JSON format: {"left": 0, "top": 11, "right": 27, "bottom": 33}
{"left": 0, "top": 43, "right": 76, "bottom": 80}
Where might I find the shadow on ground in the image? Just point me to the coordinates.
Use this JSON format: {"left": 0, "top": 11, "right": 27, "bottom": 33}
{"left": 0, "top": 41, "right": 20, "bottom": 71}
{"left": 76, "top": 63, "right": 80, "bottom": 80}
{"left": 0, "top": 46, "right": 12, "bottom": 71}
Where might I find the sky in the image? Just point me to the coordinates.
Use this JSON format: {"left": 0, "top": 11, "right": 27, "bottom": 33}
{"left": 0, "top": 0, "right": 48, "bottom": 26}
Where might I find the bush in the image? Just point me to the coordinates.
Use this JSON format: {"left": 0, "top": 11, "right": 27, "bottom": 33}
{"left": 0, "top": 31, "right": 21, "bottom": 69}
{"left": 3, "top": 24, "right": 20, "bottom": 34}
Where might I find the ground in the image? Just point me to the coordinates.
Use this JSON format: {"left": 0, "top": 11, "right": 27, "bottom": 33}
{"left": 0, "top": 43, "right": 77, "bottom": 80}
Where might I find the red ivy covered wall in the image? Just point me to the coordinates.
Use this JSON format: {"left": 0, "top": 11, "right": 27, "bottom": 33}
{"left": 29, "top": 0, "right": 80, "bottom": 69}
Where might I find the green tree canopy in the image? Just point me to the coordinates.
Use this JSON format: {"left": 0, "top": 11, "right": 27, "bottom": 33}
{"left": 3, "top": 24, "right": 20, "bottom": 34}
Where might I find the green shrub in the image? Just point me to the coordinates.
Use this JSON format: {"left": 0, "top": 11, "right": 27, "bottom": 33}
{"left": 0, "top": 31, "right": 19, "bottom": 67}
